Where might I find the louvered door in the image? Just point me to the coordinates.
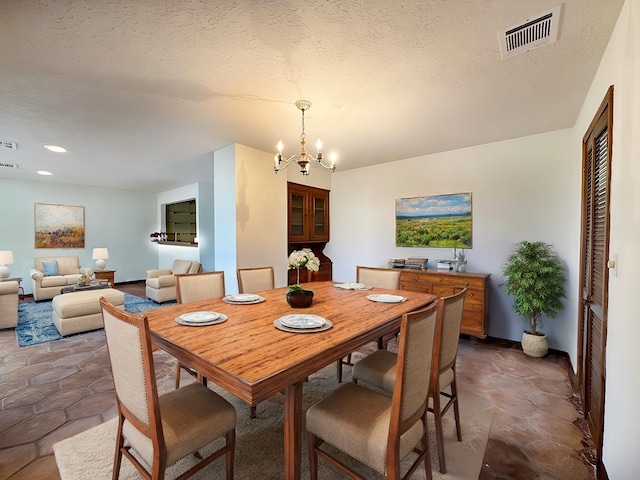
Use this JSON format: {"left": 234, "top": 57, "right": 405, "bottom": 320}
{"left": 578, "top": 86, "right": 612, "bottom": 467}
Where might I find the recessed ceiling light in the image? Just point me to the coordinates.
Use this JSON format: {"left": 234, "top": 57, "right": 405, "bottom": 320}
{"left": 37, "top": 170, "right": 53, "bottom": 176}
{"left": 44, "top": 145, "right": 67, "bottom": 153}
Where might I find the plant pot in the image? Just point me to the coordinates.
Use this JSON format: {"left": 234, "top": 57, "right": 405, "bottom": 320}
{"left": 286, "top": 289, "right": 314, "bottom": 308}
{"left": 521, "top": 331, "right": 548, "bottom": 357}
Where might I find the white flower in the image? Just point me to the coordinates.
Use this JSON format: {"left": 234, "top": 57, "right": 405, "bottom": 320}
{"left": 288, "top": 248, "right": 320, "bottom": 272}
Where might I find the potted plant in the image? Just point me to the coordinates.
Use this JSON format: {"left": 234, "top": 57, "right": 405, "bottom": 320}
{"left": 503, "top": 241, "right": 566, "bottom": 357}
{"left": 287, "top": 249, "right": 320, "bottom": 308}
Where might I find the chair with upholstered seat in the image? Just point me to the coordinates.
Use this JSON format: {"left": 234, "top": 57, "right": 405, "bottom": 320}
{"left": 307, "top": 302, "right": 438, "bottom": 480}
{"left": 237, "top": 266, "right": 275, "bottom": 294}
{"left": 174, "top": 271, "right": 225, "bottom": 389}
{"left": 145, "top": 259, "right": 202, "bottom": 303}
{"left": 100, "top": 297, "right": 236, "bottom": 480}
{"left": 236, "top": 266, "right": 276, "bottom": 418}
{"left": 336, "top": 266, "right": 402, "bottom": 383}
{"left": 352, "top": 288, "right": 467, "bottom": 473}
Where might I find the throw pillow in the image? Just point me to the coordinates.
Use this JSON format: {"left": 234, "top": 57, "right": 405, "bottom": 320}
{"left": 42, "top": 260, "right": 59, "bottom": 276}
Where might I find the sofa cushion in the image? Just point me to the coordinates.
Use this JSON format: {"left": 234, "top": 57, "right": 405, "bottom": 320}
{"left": 42, "top": 260, "right": 59, "bottom": 276}
{"left": 172, "top": 260, "right": 193, "bottom": 275}
{"left": 41, "top": 276, "right": 69, "bottom": 288}
{"left": 56, "top": 256, "right": 81, "bottom": 276}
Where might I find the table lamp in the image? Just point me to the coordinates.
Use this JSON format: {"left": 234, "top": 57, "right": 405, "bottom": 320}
{"left": 0, "top": 250, "right": 14, "bottom": 278}
{"left": 92, "top": 248, "right": 109, "bottom": 270}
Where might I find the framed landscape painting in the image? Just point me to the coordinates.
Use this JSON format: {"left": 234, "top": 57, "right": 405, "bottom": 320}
{"left": 34, "top": 203, "right": 85, "bottom": 248}
{"left": 395, "top": 193, "right": 472, "bottom": 248}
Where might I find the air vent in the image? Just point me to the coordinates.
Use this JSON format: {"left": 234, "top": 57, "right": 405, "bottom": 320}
{"left": 1, "top": 140, "right": 18, "bottom": 150}
{"left": 0, "top": 162, "right": 18, "bottom": 169}
{"left": 499, "top": 5, "right": 561, "bottom": 60}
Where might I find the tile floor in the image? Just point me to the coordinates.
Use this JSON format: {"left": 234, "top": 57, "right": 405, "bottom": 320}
{"left": 0, "top": 283, "right": 596, "bottom": 479}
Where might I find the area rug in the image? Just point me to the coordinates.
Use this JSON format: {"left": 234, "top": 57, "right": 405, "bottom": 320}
{"left": 16, "top": 293, "right": 174, "bottom": 347}
{"left": 53, "top": 361, "right": 493, "bottom": 480}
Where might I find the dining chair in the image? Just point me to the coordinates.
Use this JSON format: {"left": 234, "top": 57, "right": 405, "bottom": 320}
{"left": 352, "top": 288, "right": 467, "bottom": 473}
{"left": 307, "top": 302, "right": 438, "bottom": 480}
{"left": 236, "top": 266, "right": 275, "bottom": 294}
{"left": 235, "top": 266, "right": 277, "bottom": 418}
{"left": 336, "top": 266, "right": 402, "bottom": 383}
{"left": 174, "top": 271, "right": 226, "bottom": 389}
{"left": 100, "top": 297, "right": 236, "bottom": 480}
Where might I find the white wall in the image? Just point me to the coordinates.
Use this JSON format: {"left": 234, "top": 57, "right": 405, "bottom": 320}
{"left": 574, "top": 0, "right": 640, "bottom": 476}
{"left": 235, "top": 144, "right": 289, "bottom": 288}
{"left": 0, "top": 178, "right": 157, "bottom": 292}
{"left": 326, "top": 129, "right": 579, "bottom": 357}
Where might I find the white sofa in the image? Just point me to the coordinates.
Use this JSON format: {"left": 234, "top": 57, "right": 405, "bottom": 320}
{"left": 145, "top": 259, "right": 202, "bottom": 303}
{"left": 31, "top": 256, "right": 94, "bottom": 301}
{"left": 0, "top": 280, "right": 19, "bottom": 329}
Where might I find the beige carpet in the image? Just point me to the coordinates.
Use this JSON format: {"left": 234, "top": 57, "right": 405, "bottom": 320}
{"left": 54, "top": 360, "right": 492, "bottom": 480}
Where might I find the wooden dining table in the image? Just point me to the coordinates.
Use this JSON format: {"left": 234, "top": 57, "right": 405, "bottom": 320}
{"left": 144, "top": 280, "right": 436, "bottom": 480}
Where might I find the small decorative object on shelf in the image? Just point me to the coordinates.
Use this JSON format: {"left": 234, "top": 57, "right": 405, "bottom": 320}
{"left": 286, "top": 285, "right": 314, "bottom": 308}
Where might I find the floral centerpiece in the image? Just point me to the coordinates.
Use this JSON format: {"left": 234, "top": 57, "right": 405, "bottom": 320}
{"left": 288, "top": 248, "right": 320, "bottom": 286}
{"left": 287, "top": 249, "right": 320, "bottom": 308}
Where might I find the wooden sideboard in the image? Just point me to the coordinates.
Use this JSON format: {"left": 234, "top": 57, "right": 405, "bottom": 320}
{"left": 398, "top": 269, "right": 491, "bottom": 339}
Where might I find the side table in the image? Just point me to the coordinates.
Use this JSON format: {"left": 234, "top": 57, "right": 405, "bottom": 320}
{"left": 94, "top": 269, "right": 115, "bottom": 286}
{"left": 1, "top": 277, "right": 24, "bottom": 300}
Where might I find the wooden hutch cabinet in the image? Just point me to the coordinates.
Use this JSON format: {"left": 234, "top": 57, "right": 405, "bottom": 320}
{"left": 399, "top": 269, "right": 491, "bottom": 339}
{"left": 287, "top": 182, "right": 332, "bottom": 283}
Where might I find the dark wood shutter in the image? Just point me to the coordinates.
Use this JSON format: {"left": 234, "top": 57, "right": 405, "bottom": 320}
{"left": 578, "top": 86, "right": 612, "bottom": 472}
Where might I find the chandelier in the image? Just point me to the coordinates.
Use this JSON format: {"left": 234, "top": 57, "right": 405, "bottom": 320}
{"left": 274, "top": 100, "right": 336, "bottom": 176}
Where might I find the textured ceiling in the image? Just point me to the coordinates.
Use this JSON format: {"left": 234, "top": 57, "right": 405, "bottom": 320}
{"left": 0, "top": 0, "right": 625, "bottom": 192}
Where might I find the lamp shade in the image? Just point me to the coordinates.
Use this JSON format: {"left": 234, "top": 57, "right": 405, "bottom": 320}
{"left": 0, "top": 250, "right": 13, "bottom": 278}
{"left": 92, "top": 248, "right": 109, "bottom": 270}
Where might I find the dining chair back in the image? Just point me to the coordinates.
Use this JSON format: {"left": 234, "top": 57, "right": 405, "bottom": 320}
{"left": 351, "top": 288, "right": 467, "bottom": 474}
{"left": 356, "top": 265, "right": 401, "bottom": 289}
{"left": 174, "top": 271, "right": 225, "bottom": 389}
{"left": 429, "top": 288, "right": 466, "bottom": 473}
{"left": 307, "top": 302, "right": 438, "bottom": 480}
{"left": 175, "top": 271, "right": 225, "bottom": 304}
{"left": 237, "top": 266, "right": 275, "bottom": 294}
{"left": 100, "top": 297, "right": 236, "bottom": 480}
{"left": 337, "top": 266, "right": 403, "bottom": 382}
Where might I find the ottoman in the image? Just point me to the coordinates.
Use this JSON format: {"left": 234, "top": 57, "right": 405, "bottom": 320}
{"left": 52, "top": 288, "right": 125, "bottom": 336}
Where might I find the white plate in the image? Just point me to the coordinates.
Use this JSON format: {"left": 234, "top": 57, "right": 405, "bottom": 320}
{"left": 278, "top": 314, "right": 326, "bottom": 329}
{"left": 333, "top": 283, "right": 372, "bottom": 290}
{"left": 366, "top": 294, "right": 407, "bottom": 303}
{"left": 274, "top": 318, "right": 332, "bottom": 333}
{"left": 176, "top": 313, "right": 228, "bottom": 326}
{"left": 178, "top": 311, "right": 220, "bottom": 323}
{"left": 223, "top": 294, "right": 265, "bottom": 304}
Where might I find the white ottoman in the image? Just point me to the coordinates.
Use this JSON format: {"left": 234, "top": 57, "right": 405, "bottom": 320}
{"left": 52, "top": 288, "right": 125, "bottom": 336}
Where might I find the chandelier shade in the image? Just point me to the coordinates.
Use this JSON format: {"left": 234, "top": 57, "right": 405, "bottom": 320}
{"left": 274, "top": 100, "right": 337, "bottom": 176}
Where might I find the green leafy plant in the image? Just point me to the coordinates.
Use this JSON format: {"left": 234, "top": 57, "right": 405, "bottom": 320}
{"left": 503, "top": 241, "right": 566, "bottom": 336}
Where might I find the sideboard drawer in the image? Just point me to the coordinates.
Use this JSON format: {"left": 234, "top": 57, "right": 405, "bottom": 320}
{"left": 398, "top": 269, "right": 490, "bottom": 338}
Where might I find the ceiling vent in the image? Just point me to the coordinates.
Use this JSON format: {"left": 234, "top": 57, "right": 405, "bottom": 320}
{"left": 499, "top": 5, "right": 562, "bottom": 60}
{"left": 0, "top": 162, "right": 18, "bottom": 169}
{"left": 1, "top": 140, "right": 18, "bottom": 150}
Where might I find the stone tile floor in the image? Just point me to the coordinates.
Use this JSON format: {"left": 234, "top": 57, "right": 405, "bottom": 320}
{"left": 0, "top": 283, "right": 596, "bottom": 479}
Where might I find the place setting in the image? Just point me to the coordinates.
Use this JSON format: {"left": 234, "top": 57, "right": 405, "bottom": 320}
{"left": 223, "top": 293, "right": 266, "bottom": 305}
{"left": 333, "top": 282, "right": 373, "bottom": 290}
{"left": 175, "top": 311, "right": 228, "bottom": 326}
{"left": 274, "top": 314, "right": 332, "bottom": 333}
{"left": 365, "top": 294, "right": 407, "bottom": 303}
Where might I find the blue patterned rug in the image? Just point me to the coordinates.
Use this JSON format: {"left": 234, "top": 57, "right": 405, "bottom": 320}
{"left": 16, "top": 293, "right": 174, "bottom": 347}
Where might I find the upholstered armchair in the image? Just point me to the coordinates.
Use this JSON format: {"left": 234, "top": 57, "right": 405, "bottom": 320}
{"left": 0, "top": 280, "right": 19, "bottom": 329}
{"left": 145, "top": 259, "right": 202, "bottom": 303}
{"left": 31, "top": 256, "right": 94, "bottom": 301}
